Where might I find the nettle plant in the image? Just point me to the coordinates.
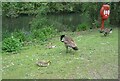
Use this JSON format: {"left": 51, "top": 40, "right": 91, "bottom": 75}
{"left": 32, "top": 26, "right": 57, "bottom": 42}
{"left": 2, "top": 36, "right": 22, "bottom": 52}
{"left": 76, "top": 23, "right": 90, "bottom": 31}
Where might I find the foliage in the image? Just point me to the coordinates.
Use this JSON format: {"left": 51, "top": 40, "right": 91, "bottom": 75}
{"left": 81, "top": 3, "right": 102, "bottom": 24}
{"left": 2, "top": 2, "right": 19, "bottom": 17}
{"left": 32, "top": 26, "right": 57, "bottom": 42}
{"left": 2, "top": 2, "right": 38, "bottom": 17}
{"left": 11, "top": 30, "right": 26, "bottom": 42}
{"left": 2, "top": 25, "right": 57, "bottom": 52}
{"left": 2, "top": 2, "right": 82, "bottom": 17}
{"left": 6, "top": 9, "right": 18, "bottom": 18}
{"left": 76, "top": 23, "right": 90, "bottom": 31}
{"left": 37, "top": 3, "right": 49, "bottom": 15}
{"left": 110, "top": 2, "right": 120, "bottom": 26}
{"left": 29, "top": 12, "right": 58, "bottom": 42}
{"left": 29, "top": 15, "right": 50, "bottom": 29}
{"left": 2, "top": 36, "right": 22, "bottom": 52}
{"left": 11, "top": 30, "right": 32, "bottom": 42}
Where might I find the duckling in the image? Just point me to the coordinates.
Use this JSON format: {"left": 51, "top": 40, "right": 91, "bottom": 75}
{"left": 103, "top": 28, "right": 112, "bottom": 36}
{"left": 60, "top": 35, "right": 78, "bottom": 53}
{"left": 36, "top": 60, "right": 51, "bottom": 67}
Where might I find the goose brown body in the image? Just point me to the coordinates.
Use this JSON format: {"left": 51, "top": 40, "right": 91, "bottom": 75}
{"left": 60, "top": 35, "right": 78, "bottom": 52}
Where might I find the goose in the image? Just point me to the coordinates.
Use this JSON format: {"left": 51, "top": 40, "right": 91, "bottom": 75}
{"left": 60, "top": 35, "right": 78, "bottom": 53}
{"left": 103, "top": 28, "right": 112, "bottom": 36}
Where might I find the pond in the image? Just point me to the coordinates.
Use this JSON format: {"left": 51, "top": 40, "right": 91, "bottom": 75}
{"left": 2, "top": 13, "right": 91, "bottom": 33}
{"left": 2, "top": 15, "right": 34, "bottom": 33}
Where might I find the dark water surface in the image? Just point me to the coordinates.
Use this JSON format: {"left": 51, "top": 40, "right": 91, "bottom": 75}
{"left": 2, "top": 13, "right": 90, "bottom": 33}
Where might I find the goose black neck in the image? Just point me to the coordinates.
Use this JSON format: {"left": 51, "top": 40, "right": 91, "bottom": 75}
{"left": 60, "top": 35, "right": 65, "bottom": 42}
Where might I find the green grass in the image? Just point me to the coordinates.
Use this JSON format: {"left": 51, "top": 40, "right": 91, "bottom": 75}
{"left": 2, "top": 28, "right": 118, "bottom": 79}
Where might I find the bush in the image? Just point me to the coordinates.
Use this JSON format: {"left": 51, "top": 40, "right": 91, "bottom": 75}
{"left": 29, "top": 12, "right": 58, "bottom": 43}
{"left": 2, "top": 36, "right": 22, "bottom": 52}
{"left": 12, "top": 30, "right": 32, "bottom": 42}
{"left": 32, "top": 26, "right": 57, "bottom": 42}
{"left": 76, "top": 23, "right": 89, "bottom": 31}
{"left": 29, "top": 15, "right": 51, "bottom": 30}
{"left": 12, "top": 30, "right": 26, "bottom": 42}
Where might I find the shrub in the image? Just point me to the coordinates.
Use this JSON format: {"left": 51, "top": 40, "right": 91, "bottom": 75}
{"left": 12, "top": 30, "right": 26, "bottom": 42}
{"left": 2, "top": 36, "right": 22, "bottom": 52}
{"left": 29, "top": 15, "right": 51, "bottom": 30}
{"left": 32, "top": 26, "right": 57, "bottom": 42}
{"left": 12, "top": 30, "right": 32, "bottom": 42}
{"left": 76, "top": 23, "right": 89, "bottom": 31}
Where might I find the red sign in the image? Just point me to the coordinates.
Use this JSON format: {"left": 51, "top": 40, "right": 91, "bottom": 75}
{"left": 100, "top": 4, "right": 110, "bottom": 31}
{"left": 100, "top": 4, "right": 110, "bottom": 20}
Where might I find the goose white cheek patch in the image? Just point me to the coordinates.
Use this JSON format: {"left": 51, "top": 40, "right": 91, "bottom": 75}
{"left": 110, "top": 31, "right": 112, "bottom": 33}
{"left": 61, "top": 38, "right": 65, "bottom": 42}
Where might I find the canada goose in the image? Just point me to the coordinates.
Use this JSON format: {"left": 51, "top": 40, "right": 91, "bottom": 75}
{"left": 60, "top": 35, "right": 78, "bottom": 53}
{"left": 36, "top": 60, "right": 51, "bottom": 67}
{"left": 103, "top": 28, "right": 112, "bottom": 36}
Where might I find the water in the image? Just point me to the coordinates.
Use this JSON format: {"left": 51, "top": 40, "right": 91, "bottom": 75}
{"left": 2, "top": 13, "right": 90, "bottom": 33}
{"left": 47, "top": 13, "right": 90, "bottom": 31}
{"left": 2, "top": 15, "right": 34, "bottom": 33}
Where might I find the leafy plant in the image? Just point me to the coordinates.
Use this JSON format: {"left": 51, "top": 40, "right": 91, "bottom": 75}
{"left": 11, "top": 30, "right": 33, "bottom": 42}
{"left": 76, "top": 23, "right": 89, "bottom": 31}
{"left": 29, "top": 15, "right": 50, "bottom": 30}
{"left": 6, "top": 9, "right": 18, "bottom": 18}
{"left": 32, "top": 26, "right": 57, "bottom": 42}
{"left": 2, "top": 36, "right": 22, "bottom": 52}
{"left": 12, "top": 30, "right": 26, "bottom": 42}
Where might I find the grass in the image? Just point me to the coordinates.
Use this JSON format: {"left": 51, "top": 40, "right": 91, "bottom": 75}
{"left": 2, "top": 28, "right": 118, "bottom": 79}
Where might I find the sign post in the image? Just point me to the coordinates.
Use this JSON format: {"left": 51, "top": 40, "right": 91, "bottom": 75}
{"left": 100, "top": 4, "right": 110, "bottom": 32}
